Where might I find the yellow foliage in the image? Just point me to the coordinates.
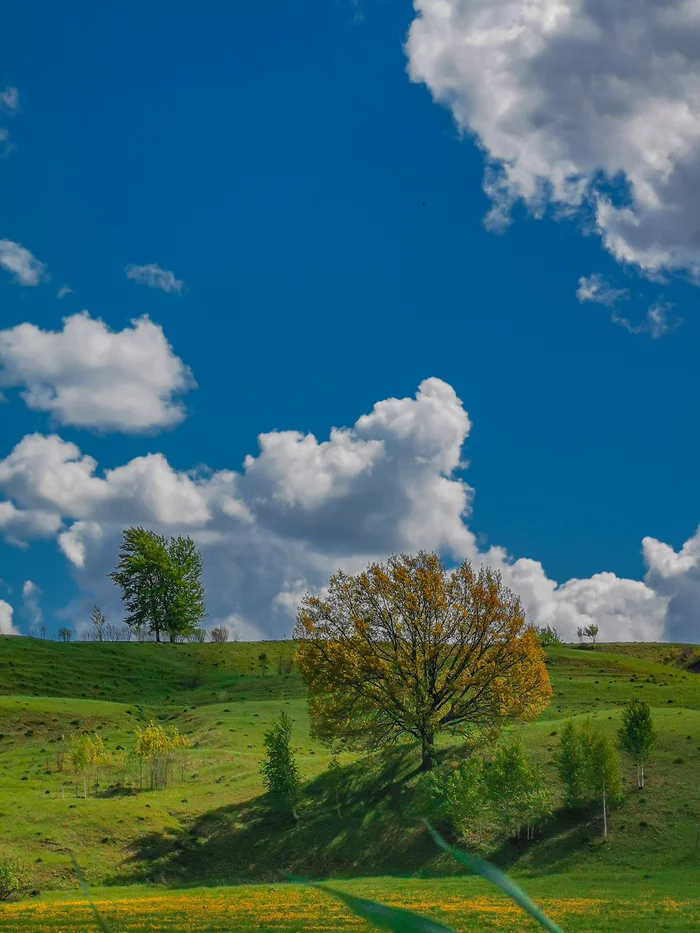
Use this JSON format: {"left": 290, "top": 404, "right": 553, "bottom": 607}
{"left": 293, "top": 551, "right": 551, "bottom": 767}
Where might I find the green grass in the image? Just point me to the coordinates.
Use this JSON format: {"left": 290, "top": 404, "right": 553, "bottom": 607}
{"left": 1, "top": 635, "right": 700, "bottom": 930}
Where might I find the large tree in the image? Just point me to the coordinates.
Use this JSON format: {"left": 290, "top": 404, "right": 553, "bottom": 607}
{"left": 109, "top": 527, "right": 206, "bottom": 642}
{"left": 293, "top": 551, "right": 552, "bottom": 770}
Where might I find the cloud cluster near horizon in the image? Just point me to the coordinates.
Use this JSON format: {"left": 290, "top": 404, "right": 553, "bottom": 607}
{"left": 0, "top": 337, "right": 697, "bottom": 644}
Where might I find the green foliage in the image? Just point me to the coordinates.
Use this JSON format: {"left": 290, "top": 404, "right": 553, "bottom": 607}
{"left": 69, "top": 733, "right": 106, "bottom": 798}
{"left": 132, "top": 720, "right": 190, "bottom": 790}
{"left": 426, "top": 754, "right": 489, "bottom": 840}
{"left": 0, "top": 854, "right": 28, "bottom": 902}
{"left": 557, "top": 719, "right": 623, "bottom": 831}
{"left": 535, "top": 625, "right": 562, "bottom": 646}
{"left": 261, "top": 711, "right": 301, "bottom": 819}
{"left": 556, "top": 720, "right": 589, "bottom": 807}
{"left": 485, "top": 740, "right": 551, "bottom": 840}
{"left": 427, "top": 740, "right": 550, "bottom": 843}
{"left": 618, "top": 699, "right": 657, "bottom": 788}
{"left": 258, "top": 651, "right": 269, "bottom": 676}
{"left": 586, "top": 728, "right": 623, "bottom": 801}
{"left": 109, "top": 526, "right": 206, "bottom": 643}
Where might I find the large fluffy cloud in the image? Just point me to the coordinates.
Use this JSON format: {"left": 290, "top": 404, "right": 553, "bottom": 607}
{"left": 1, "top": 376, "right": 697, "bottom": 643}
{"left": 406, "top": 0, "right": 700, "bottom": 280}
{"left": 0, "top": 312, "right": 194, "bottom": 432}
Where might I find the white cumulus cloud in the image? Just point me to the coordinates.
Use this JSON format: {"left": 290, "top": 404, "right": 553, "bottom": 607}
{"left": 1, "top": 376, "right": 696, "bottom": 643}
{"left": 0, "top": 598, "right": 18, "bottom": 636}
{"left": 21, "top": 579, "right": 42, "bottom": 627}
{"left": 125, "top": 263, "right": 184, "bottom": 294}
{"left": 406, "top": 0, "right": 700, "bottom": 281}
{"left": 0, "top": 312, "right": 195, "bottom": 432}
{"left": 0, "top": 240, "right": 47, "bottom": 286}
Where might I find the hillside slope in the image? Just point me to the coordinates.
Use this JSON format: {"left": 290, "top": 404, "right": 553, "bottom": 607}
{"left": 1, "top": 636, "right": 699, "bottom": 889}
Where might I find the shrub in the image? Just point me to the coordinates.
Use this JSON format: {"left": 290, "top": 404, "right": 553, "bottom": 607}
{"left": 260, "top": 711, "right": 301, "bottom": 820}
{"left": 0, "top": 855, "right": 28, "bottom": 902}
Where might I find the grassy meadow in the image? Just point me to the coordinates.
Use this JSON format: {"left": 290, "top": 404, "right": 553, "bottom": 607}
{"left": 1, "top": 636, "right": 700, "bottom": 931}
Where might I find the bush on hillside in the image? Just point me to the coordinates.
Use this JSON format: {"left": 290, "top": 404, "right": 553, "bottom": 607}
{"left": 0, "top": 855, "right": 28, "bottom": 902}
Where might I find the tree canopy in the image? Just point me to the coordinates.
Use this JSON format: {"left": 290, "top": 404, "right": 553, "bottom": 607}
{"left": 109, "top": 527, "right": 206, "bottom": 642}
{"left": 293, "top": 550, "right": 552, "bottom": 769}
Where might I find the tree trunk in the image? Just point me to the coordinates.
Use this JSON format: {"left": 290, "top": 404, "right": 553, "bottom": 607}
{"left": 640, "top": 762, "right": 645, "bottom": 789}
{"left": 155, "top": 626, "right": 161, "bottom": 643}
{"left": 420, "top": 731, "right": 435, "bottom": 771}
{"left": 602, "top": 777, "right": 607, "bottom": 840}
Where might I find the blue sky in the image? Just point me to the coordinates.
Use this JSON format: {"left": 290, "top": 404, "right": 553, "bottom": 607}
{"left": 2, "top": 0, "right": 700, "bottom": 641}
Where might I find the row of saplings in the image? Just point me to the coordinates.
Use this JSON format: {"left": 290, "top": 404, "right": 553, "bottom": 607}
{"left": 257, "top": 699, "right": 657, "bottom": 851}
{"left": 0, "top": 723, "right": 195, "bottom": 902}
{"left": 425, "top": 699, "right": 655, "bottom": 847}
{"left": 56, "top": 721, "right": 193, "bottom": 799}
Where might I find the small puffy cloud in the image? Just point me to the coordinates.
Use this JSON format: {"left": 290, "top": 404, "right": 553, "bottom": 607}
{"left": 56, "top": 285, "right": 73, "bottom": 300}
{"left": 0, "top": 598, "right": 18, "bottom": 635}
{"left": 406, "top": 0, "right": 700, "bottom": 281}
{"left": 0, "top": 240, "right": 48, "bottom": 286}
{"left": 125, "top": 263, "right": 184, "bottom": 295}
{"left": 0, "top": 87, "right": 19, "bottom": 113}
{"left": 577, "top": 274, "right": 629, "bottom": 307}
{"left": 612, "top": 301, "right": 683, "bottom": 339}
{"left": 58, "top": 521, "right": 104, "bottom": 569}
{"left": 21, "top": 579, "right": 42, "bottom": 627}
{"left": 0, "top": 312, "right": 194, "bottom": 432}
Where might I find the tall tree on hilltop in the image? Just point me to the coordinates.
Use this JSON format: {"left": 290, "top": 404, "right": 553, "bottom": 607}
{"left": 293, "top": 551, "right": 552, "bottom": 770}
{"left": 109, "top": 527, "right": 206, "bottom": 642}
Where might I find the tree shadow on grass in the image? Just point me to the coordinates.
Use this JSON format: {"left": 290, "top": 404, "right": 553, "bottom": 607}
{"left": 112, "top": 745, "right": 455, "bottom": 886}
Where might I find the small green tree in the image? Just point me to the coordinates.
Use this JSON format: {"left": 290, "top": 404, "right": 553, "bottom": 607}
{"left": 584, "top": 623, "right": 599, "bottom": 645}
{"left": 558, "top": 720, "right": 623, "bottom": 838}
{"left": 556, "top": 720, "right": 588, "bottom": 807}
{"left": 485, "top": 740, "right": 550, "bottom": 840}
{"left": 70, "top": 734, "right": 95, "bottom": 797}
{"left": 258, "top": 651, "right": 269, "bottom": 676}
{"left": 535, "top": 625, "right": 561, "bottom": 647}
{"left": 426, "top": 754, "right": 490, "bottom": 841}
{"left": 618, "top": 699, "right": 657, "bottom": 789}
{"left": 133, "top": 721, "right": 190, "bottom": 790}
{"left": 0, "top": 855, "right": 28, "bottom": 902}
{"left": 260, "top": 711, "right": 301, "bottom": 820}
{"left": 584, "top": 728, "right": 623, "bottom": 839}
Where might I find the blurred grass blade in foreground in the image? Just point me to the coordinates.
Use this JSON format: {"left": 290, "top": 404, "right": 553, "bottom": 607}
{"left": 423, "top": 820, "right": 566, "bottom": 933}
{"left": 69, "top": 854, "right": 113, "bottom": 933}
{"left": 286, "top": 874, "right": 457, "bottom": 933}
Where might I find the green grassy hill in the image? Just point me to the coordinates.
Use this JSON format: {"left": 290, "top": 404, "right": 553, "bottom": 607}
{"left": 1, "top": 635, "right": 700, "bottom": 894}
